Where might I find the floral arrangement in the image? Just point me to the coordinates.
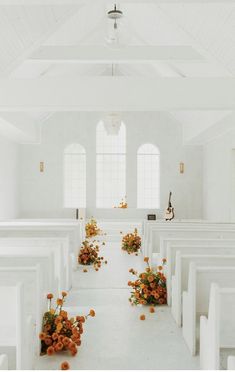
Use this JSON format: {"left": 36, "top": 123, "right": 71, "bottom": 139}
{"left": 78, "top": 240, "right": 107, "bottom": 270}
{"left": 122, "top": 228, "right": 141, "bottom": 254}
{"left": 39, "top": 292, "right": 95, "bottom": 357}
{"left": 128, "top": 257, "right": 167, "bottom": 306}
{"left": 85, "top": 218, "right": 101, "bottom": 238}
{"left": 114, "top": 197, "right": 128, "bottom": 209}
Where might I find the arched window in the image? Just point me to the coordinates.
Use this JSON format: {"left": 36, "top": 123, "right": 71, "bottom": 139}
{"left": 137, "top": 143, "right": 160, "bottom": 209}
{"left": 96, "top": 121, "right": 126, "bottom": 208}
{"left": 64, "top": 143, "right": 86, "bottom": 208}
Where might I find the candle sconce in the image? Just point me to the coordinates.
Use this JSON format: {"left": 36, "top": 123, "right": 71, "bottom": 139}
{"left": 180, "top": 162, "right": 185, "bottom": 174}
{"left": 40, "top": 162, "right": 44, "bottom": 173}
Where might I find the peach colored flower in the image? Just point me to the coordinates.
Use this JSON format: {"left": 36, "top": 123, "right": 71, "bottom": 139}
{"left": 47, "top": 346, "right": 55, "bottom": 356}
{"left": 140, "top": 314, "right": 146, "bottom": 321}
{"left": 61, "top": 361, "right": 70, "bottom": 370}
{"left": 89, "top": 309, "right": 95, "bottom": 317}
{"left": 39, "top": 332, "right": 46, "bottom": 340}
{"left": 148, "top": 275, "right": 154, "bottom": 283}
{"left": 44, "top": 337, "right": 52, "bottom": 346}
{"left": 57, "top": 298, "right": 63, "bottom": 306}
{"left": 63, "top": 337, "right": 70, "bottom": 347}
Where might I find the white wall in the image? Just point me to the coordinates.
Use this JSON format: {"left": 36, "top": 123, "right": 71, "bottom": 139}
{"left": 19, "top": 112, "right": 203, "bottom": 220}
{"left": 0, "top": 135, "right": 19, "bottom": 219}
{"left": 203, "top": 128, "right": 235, "bottom": 222}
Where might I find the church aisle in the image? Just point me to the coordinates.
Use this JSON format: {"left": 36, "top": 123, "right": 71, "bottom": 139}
{"left": 35, "top": 241, "right": 200, "bottom": 370}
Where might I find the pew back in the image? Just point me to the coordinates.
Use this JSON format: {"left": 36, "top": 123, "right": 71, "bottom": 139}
{"left": 200, "top": 284, "right": 235, "bottom": 370}
{"left": 183, "top": 264, "right": 235, "bottom": 355}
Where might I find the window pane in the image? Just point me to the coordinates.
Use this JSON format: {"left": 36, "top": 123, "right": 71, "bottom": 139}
{"left": 137, "top": 144, "right": 160, "bottom": 209}
{"left": 96, "top": 121, "right": 126, "bottom": 208}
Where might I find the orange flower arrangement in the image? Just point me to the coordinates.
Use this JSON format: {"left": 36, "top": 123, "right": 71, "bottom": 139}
{"left": 128, "top": 258, "right": 167, "bottom": 306}
{"left": 39, "top": 292, "right": 95, "bottom": 356}
{"left": 85, "top": 218, "right": 101, "bottom": 238}
{"left": 122, "top": 228, "right": 141, "bottom": 254}
{"left": 78, "top": 240, "right": 106, "bottom": 271}
{"left": 114, "top": 197, "right": 128, "bottom": 209}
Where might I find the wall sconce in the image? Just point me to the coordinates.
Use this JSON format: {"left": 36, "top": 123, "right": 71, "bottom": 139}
{"left": 40, "top": 162, "right": 44, "bottom": 173}
{"left": 180, "top": 162, "right": 185, "bottom": 174}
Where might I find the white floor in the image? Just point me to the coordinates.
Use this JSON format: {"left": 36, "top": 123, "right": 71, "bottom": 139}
{"left": 35, "top": 239, "right": 200, "bottom": 370}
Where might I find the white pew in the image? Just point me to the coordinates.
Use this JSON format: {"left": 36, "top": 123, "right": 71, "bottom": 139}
{"left": 160, "top": 237, "right": 235, "bottom": 263}
{"left": 228, "top": 356, "right": 235, "bottom": 370}
{"left": 0, "top": 355, "right": 8, "bottom": 370}
{"left": 166, "top": 242, "right": 235, "bottom": 305}
{"left": 172, "top": 253, "right": 235, "bottom": 326}
{"left": 200, "top": 284, "right": 235, "bottom": 370}
{"left": 0, "top": 283, "right": 33, "bottom": 370}
{"left": 146, "top": 226, "right": 235, "bottom": 262}
{"left": 0, "top": 220, "right": 82, "bottom": 259}
{"left": 143, "top": 219, "right": 205, "bottom": 252}
{"left": 0, "top": 264, "right": 46, "bottom": 358}
{"left": 0, "top": 237, "right": 71, "bottom": 290}
{"left": 0, "top": 253, "right": 57, "bottom": 295}
{"left": 183, "top": 264, "right": 235, "bottom": 355}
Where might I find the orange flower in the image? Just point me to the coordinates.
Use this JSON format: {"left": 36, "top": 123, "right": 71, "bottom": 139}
{"left": 80, "top": 316, "right": 85, "bottom": 323}
{"left": 144, "top": 257, "right": 149, "bottom": 263}
{"left": 47, "top": 346, "right": 55, "bottom": 356}
{"left": 47, "top": 293, "right": 53, "bottom": 300}
{"left": 68, "top": 342, "right": 76, "bottom": 351}
{"left": 158, "top": 266, "right": 163, "bottom": 271}
{"left": 56, "top": 323, "right": 63, "bottom": 332}
{"left": 52, "top": 333, "right": 58, "bottom": 341}
{"left": 39, "top": 332, "right": 46, "bottom": 340}
{"left": 63, "top": 337, "right": 70, "bottom": 347}
{"left": 149, "top": 306, "right": 155, "bottom": 313}
{"left": 44, "top": 337, "right": 52, "bottom": 346}
{"left": 70, "top": 348, "right": 78, "bottom": 357}
{"left": 89, "top": 309, "right": 95, "bottom": 317}
{"left": 44, "top": 324, "right": 51, "bottom": 332}
{"left": 62, "top": 291, "right": 67, "bottom": 297}
{"left": 148, "top": 275, "right": 154, "bottom": 283}
{"left": 60, "top": 310, "right": 68, "bottom": 319}
{"left": 56, "top": 342, "right": 64, "bottom": 351}
{"left": 57, "top": 298, "right": 63, "bottom": 306}
{"left": 140, "top": 314, "right": 146, "bottom": 321}
{"left": 58, "top": 335, "right": 65, "bottom": 343}
{"left": 162, "top": 258, "right": 167, "bottom": 264}
{"left": 61, "top": 361, "right": 70, "bottom": 370}
{"left": 55, "top": 316, "right": 63, "bottom": 325}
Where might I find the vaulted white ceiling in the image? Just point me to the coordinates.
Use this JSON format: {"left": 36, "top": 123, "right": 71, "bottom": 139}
{"left": 0, "top": 0, "right": 234, "bottom": 144}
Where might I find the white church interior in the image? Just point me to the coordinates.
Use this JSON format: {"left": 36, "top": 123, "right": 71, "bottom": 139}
{"left": 0, "top": 0, "right": 235, "bottom": 370}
